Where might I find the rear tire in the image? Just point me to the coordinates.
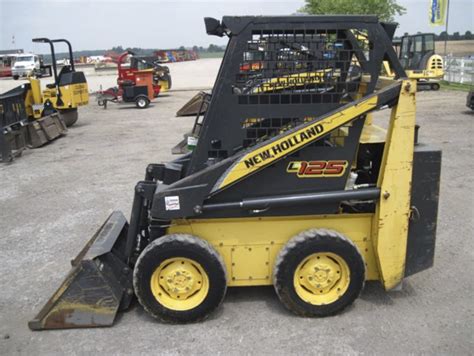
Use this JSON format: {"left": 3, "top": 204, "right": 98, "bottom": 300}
{"left": 274, "top": 229, "right": 365, "bottom": 317}
{"left": 431, "top": 83, "right": 440, "bottom": 91}
{"left": 59, "top": 109, "right": 78, "bottom": 127}
{"left": 162, "top": 73, "right": 172, "bottom": 90}
{"left": 13, "top": 75, "right": 19, "bottom": 80}
{"left": 135, "top": 96, "right": 150, "bottom": 109}
{"left": 133, "top": 234, "right": 227, "bottom": 323}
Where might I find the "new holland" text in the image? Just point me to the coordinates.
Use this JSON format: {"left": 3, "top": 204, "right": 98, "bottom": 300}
{"left": 244, "top": 123, "right": 324, "bottom": 169}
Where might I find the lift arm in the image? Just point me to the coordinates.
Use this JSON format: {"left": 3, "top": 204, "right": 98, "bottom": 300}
{"left": 373, "top": 79, "right": 417, "bottom": 290}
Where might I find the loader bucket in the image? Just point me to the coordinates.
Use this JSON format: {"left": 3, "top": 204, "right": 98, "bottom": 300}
{"left": 27, "top": 113, "right": 67, "bottom": 148}
{"left": 29, "top": 211, "right": 133, "bottom": 330}
{"left": 176, "top": 91, "right": 211, "bottom": 116}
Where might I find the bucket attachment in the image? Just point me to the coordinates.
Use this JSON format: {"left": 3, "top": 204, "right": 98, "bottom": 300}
{"left": 29, "top": 211, "right": 134, "bottom": 330}
{"left": 27, "top": 113, "right": 67, "bottom": 148}
{"left": 176, "top": 91, "right": 211, "bottom": 117}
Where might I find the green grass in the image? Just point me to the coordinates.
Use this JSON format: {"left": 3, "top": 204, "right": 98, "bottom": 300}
{"left": 198, "top": 52, "right": 224, "bottom": 59}
{"left": 440, "top": 81, "right": 473, "bottom": 92}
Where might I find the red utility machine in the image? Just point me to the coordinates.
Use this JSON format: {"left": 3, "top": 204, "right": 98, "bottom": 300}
{"left": 98, "top": 51, "right": 160, "bottom": 109}
{"left": 117, "top": 51, "right": 161, "bottom": 98}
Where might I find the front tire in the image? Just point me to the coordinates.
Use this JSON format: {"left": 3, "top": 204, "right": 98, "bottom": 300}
{"left": 135, "top": 95, "right": 150, "bottom": 109}
{"left": 274, "top": 229, "right": 365, "bottom": 317}
{"left": 133, "top": 234, "right": 227, "bottom": 323}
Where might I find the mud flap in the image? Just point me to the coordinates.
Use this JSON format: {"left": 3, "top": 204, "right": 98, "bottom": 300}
{"left": 27, "top": 113, "right": 67, "bottom": 148}
{"left": 29, "top": 211, "right": 134, "bottom": 330}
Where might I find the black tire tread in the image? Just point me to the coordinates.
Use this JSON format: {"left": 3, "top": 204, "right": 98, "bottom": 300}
{"left": 273, "top": 228, "right": 365, "bottom": 317}
{"left": 133, "top": 234, "right": 227, "bottom": 323}
{"left": 135, "top": 96, "right": 150, "bottom": 109}
{"left": 59, "top": 109, "right": 79, "bottom": 127}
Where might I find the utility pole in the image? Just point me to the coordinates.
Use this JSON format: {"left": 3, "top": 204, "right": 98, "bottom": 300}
{"left": 444, "top": 0, "right": 450, "bottom": 56}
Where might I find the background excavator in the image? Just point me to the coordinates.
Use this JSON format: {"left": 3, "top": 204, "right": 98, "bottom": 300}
{"left": 385, "top": 33, "right": 444, "bottom": 90}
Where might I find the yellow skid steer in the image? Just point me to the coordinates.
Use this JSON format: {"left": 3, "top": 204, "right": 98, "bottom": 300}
{"left": 30, "top": 16, "right": 441, "bottom": 329}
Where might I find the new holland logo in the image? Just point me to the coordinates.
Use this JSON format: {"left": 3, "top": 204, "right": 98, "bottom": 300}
{"left": 243, "top": 123, "right": 324, "bottom": 169}
{"left": 287, "top": 160, "right": 348, "bottom": 178}
{"left": 215, "top": 94, "right": 378, "bottom": 190}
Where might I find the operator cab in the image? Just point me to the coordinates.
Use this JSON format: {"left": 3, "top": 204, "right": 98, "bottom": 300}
{"left": 398, "top": 33, "right": 436, "bottom": 71}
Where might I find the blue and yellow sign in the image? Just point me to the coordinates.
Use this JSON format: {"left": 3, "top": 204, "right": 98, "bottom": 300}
{"left": 429, "top": 0, "right": 448, "bottom": 26}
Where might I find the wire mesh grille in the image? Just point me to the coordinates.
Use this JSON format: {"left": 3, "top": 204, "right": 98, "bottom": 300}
{"left": 241, "top": 117, "right": 356, "bottom": 149}
{"left": 235, "top": 28, "right": 370, "bottom": 103}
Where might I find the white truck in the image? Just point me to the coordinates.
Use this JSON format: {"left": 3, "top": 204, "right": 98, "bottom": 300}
{"left": 11, "top": 54, "right": 41, "bottom": 79}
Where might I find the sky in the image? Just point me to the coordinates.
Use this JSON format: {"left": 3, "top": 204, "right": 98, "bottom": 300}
{"left": 0, "top": 0, "right": 472, "bottom": 54}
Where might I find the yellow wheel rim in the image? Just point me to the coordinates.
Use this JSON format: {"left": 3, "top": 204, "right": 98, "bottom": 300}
{"left": 150, "top": 257, "right": 209, "bottom": 311}
{"left": 293, "top": 252, "right": 350, "bottom": 305}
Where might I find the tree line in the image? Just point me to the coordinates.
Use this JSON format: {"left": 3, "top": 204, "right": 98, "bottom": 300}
{"left": 109, "top": 44, "right": 225, "bottom": 55}
{"left": 394, "top": 31, "right": 473, "bottom": 41}
{"left": 190, "top": 45, "right": 225, "bottom": 53}
{"left": 432, "top": 31, "right": 472, "bottom": 41}
{"left": 300, "top": 0, "right": 472, "bottom": 41}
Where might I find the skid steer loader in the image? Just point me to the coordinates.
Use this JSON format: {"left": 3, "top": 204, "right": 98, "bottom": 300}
{"left": 29, "top": 16, "right": 441, "bottom": 330}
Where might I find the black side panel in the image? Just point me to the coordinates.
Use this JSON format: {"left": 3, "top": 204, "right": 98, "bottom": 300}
{"left": 467, "top": 91, "right": 474, "bottom": 109}
{"left": 58, "top": 70, "right": 87, "bottom": 86}
{"left": 0, "top": 86, "right": 29, "bottom": 161}
{"left": 202, "top": 117, "right": 366, "bottom": 217}
{"left": 405, "top": 145, "right": 441, "bottom": 277}
{"left": 0, "top": 86, "right": 29, "bottom": 128}
{"left": 0, "top": 83, "right": 30, "bottom": 101}
{"left": 123, "top": 86, "right": 147, "bottom": 101}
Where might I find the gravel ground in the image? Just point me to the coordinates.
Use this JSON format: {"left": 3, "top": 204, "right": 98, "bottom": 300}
{"left": 0, "top": 62, "right": 473, "bottom": 355}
